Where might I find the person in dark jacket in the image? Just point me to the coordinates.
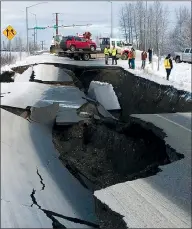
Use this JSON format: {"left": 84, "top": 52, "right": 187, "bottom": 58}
{"left": 128, "top": 50, "right": 133, "bottom": 68}
{"left": 141, "top": 50, "right": 147, "bottom": 69}
{"left": 131, "top": 48, "right": 136, "bottom": 69}
{"left": 148, "top": 48, "right": 152, "bottom": 63}
{"left": 164, "top": 54, "right": 173, "bottom": 80}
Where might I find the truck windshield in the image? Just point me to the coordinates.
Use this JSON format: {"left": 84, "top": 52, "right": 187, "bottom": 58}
{"left": 100, "top": 38, "right": 110, "bottom": 45}
{"left": 116, "top": 41, "right": 123, "bottom": 47}
{"left": 185, "top": 49, "right": 190, "bottom": 53}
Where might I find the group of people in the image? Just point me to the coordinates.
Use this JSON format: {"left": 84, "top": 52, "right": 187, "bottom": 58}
{"left": 129, "top": 48, "right": 173, "bottom": 80}
{"left": 104, "top": 45, "right": 118, "bottom": 65}
{"left": 104, "top": 45, "right": 173, "bottom": 80}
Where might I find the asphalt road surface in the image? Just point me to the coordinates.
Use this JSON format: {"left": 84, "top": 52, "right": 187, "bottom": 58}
{"left": 157, "top": 113, "right": 191, "bottom": 131}
{"left": 1, "top": 53, "right": 191, "bottom": 228}
{"left": 95, "top": 112, "right": 191, "bottom": 228}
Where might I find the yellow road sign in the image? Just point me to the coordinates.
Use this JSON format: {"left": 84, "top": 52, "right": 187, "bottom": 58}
{"left": 3, "top": 25, "right": 17, "bottom": 40}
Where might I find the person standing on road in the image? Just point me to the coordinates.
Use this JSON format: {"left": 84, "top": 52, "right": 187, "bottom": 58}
{"left": 104, "top": 45, "right": 110, "bottom": 65}
{"left": 141, "top": 50, "right": 147, "bottom": 69}
{"left": 164, "top": 54, "right": 173, "bottom": 80}
{"left": 111, "top": 45, "right": 117, "bottom": 65}
{"left": 148, "top": 48, "right": 152, "bottom": 63}
{"left": 128, "top": 50, "right": 133, "bottom": 68}
{"left": 131, "top": 48, "right": 136, "bottom": 69}
{"left": 50, "top": 36, "right": 55, "bottom": 53}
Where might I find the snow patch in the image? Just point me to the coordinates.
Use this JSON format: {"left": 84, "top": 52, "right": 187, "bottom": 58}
{"left": 118, "top": 58, "right": 192, "bottom": 93}
{"left": 88, "top": 81, "right": 121, "bottom": 110}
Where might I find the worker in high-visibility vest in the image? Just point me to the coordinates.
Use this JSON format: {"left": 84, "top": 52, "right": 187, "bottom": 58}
{"left": 164, "top": 54, "right": 173, "bottom": 80}
{"left": 104, "top": 45, "right": 110, "bottom": 65}
{"left": 111, "top": 45, "right": 117, "bottom": 65}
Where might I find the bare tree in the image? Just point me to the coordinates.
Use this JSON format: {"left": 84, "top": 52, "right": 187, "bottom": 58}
{"left": 119, "top": 6, "right": 128, "bottom": 42}
{"left": 119, "top": 0, "right": 170, "bottom": 53}
{"left": 170, "top": 6, "right": 191, "bottom": 51}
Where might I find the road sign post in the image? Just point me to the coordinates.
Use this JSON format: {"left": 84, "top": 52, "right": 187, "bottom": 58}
{"left": 3, "top": 25, "right": 17, "bottom": 64}
{"left": 9, "top": 40, "right": 11, "bottom": 63}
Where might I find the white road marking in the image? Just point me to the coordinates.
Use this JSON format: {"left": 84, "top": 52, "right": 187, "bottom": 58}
{"left": 155, "top": 114, "right": 191, "bottom": 132}
{"left": 176, "top": 112, "right": 192, "bottom": 117}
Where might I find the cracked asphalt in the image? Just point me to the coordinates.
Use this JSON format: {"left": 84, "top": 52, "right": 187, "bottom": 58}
{"left": 1, "top": 57, "right": 191, "bottom": 228}
{"left": 1, "top": 108, "right": 99, "bottom": 228}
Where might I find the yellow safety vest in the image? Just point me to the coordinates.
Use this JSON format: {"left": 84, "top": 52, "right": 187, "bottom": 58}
{"left": 164, "top": 59, "right": 171, "bottom": 69}
{"left": 112, "top": 48, "right": 117, "bottom": 56}
{"left": 104, "top": 48, "right": 110, "bottom": 55}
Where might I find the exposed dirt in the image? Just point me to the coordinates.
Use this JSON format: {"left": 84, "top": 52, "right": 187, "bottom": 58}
{"left": 12, "top": 65, "right": 35, "bottom": 74}
{"left": 0, "top": 71, "right": 15, "bottom": 82}
{"left": 52, "top": 112, "right": 184, "bottom": 229}
{"left": 53, "top": 116, "right": 184, "bottom": 190}
{"left": 95, "top": 197, "right": 128, "bottom": 229}
{"left": 71, "top": 66, "right": 192, "bottom": 117}
{"left": 0, "top": 105, "right": 27, "bottom": 116}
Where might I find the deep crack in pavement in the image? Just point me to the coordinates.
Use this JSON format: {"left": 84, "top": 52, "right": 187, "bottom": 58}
{"left": 36, "top": 168, "right": 45, "bottom": 191}
{"left": 30, "top": 188, "right": 67, "bottom": 228}
{"left": 30, "top": 172, "right": 100, "bottom": 228}
{"left": 1, "top": 63, "right": 189, "bottom": 228}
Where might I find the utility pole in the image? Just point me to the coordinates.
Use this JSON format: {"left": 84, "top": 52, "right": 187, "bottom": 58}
{"left": 33, "top": 28, "right": 36, "bottom": 49}
{"left": 53, "top": 13, "right": 60, "bottom": 35}
{"left": 144, "top": 1, "right": 148, "bottom": 51}
{"left": 40, "top": 41, "right": 45, "bottom": 50}
{"left": 26, "top": 7, "right": 29, "bottom": 53}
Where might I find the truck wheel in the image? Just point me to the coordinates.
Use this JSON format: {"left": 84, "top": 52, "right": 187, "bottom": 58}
{"left": 121, "top": 53, "right": 128, "bottom": 60}
{"left": 175, "top": 56, "right": 180, "bottom": 63}
{"left": 70, "top": 45, "right": 76, "bottom": 52}
{"left": 82, "top": 53, "right": 90, "bottom": 61}
{"left": 90, "top": 46, "right": 96, "bottom": 51}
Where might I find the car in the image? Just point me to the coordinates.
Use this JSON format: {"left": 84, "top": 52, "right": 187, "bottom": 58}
{"left": 173, "top": 48, "right": 192, "bottom": 63}
{"left": 60, "top": 35, "right": 97, "bottom": 52}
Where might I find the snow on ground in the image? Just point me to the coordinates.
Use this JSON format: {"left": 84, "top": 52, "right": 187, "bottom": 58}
{"left": 1, "top": 51, "right": 28, "bottom": 62}
{"left": 0, "top": 53, "right": 61, "bottom": 72}
{"left": 118, "top": 50, "right": 191, "bottom": 93}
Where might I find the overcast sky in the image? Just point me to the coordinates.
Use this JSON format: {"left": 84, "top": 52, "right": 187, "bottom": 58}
{"left": 1, "top": 1, "right": 191, "bottom": 48}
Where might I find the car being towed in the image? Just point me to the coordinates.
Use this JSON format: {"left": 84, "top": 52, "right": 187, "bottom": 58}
{"left": 60, "top": 35, "right": 97, "bottom": 52}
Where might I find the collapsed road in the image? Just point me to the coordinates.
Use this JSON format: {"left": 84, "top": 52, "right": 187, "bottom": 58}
{"left": 2, "top": 62, "right": 191, "bottom": 116}
{"left": 0, "top": 58, "right": 191, "bottom": 228}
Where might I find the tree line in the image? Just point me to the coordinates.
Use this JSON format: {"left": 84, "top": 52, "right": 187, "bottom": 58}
{"left": 1, "top": 37, "right": 41, "bottom": 52}
{"left": 119, "top": 0, "right": 191, "bottom": 55}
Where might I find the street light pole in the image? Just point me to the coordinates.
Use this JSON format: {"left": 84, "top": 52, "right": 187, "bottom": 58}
{"left": 26, "top": 7, "right": 29, "bottom": 54}
{"left": 110, "top": 1, "right": 113, "bottom": 38}
{"left": 26, "top": 2, "right": 48, "bottom": 54}
{"left": 30, "top": 12, "right": 37, "bottom": 46}
{"left": 35, "top": 14, "right": 37, "bottom": 46}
